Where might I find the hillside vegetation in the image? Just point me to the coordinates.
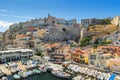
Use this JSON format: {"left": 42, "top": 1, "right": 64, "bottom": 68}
{"left": 88, "top": 24, "right": 119, "bottom": 38}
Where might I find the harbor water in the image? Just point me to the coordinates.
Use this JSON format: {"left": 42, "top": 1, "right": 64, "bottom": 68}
{"left": 7, "top": 72, "right": 71, "bottom": 80}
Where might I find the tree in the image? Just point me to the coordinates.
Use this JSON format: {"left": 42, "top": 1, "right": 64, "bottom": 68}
{"left": 70, "top": 44, "right": 77, "bottom": 47}
{"left": 93, "top": 44, "right": 98, "bottom": 49}
{"left": 80, "top": 36, "right": 92, "bottom": 47}
{"left": 94, "top": 38, "right": 101, "bottom": 44}
{"left": 94, "top": 38, "right": 112, "bottom": 45}
{"left": 36, "top": 51, "right": 42, "bottom": 56}
{"left": 100, "top": 18, "right": 111, "bottom": 25}
{"left": 19, "top": 23, "right": 23, "bottom": 30}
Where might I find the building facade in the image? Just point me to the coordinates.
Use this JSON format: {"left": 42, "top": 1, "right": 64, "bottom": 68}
{"left": 89, "top": 46, "right": 120, "bottom": 70}
{"left": 105, "top": 58, "right": 120, "bottom": 71}
{"left": 0, "top": 49, "right": 33, "bottom": 63}
{"left": 69, "top": 48, "right": 88, "bottom": 64}
{"left": 81, "top": 18, "right": 101, "bottom": 27}
{"left": 111, "top": 16, "right": 120, "bottom": 26}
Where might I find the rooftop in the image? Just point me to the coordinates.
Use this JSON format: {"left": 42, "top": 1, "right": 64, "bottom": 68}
{"left": 0, "top": 49, "right": 33, "bottom": 53}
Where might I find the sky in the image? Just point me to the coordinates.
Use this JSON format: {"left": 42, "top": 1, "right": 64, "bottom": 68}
{"left": 0, "top": 0, "right": 120, "bottom": 32}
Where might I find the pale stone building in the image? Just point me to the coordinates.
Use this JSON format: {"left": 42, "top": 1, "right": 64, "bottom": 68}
{"left": 111, "top": 16, "right": 120, "bottom": 26}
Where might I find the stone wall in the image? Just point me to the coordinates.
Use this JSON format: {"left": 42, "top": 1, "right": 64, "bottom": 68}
{"left": 46, "top": 25, "right": 80, "bottom": 41}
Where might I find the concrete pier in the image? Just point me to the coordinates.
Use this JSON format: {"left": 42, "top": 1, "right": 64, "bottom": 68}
{"left": 17, "top": 61, "right": 26, "bottom": 71}
{"left": 0, "top": 64, "right": 11, "bottom": 75}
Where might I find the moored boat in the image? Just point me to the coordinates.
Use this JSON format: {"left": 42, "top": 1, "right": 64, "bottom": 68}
{"left": 13, "top": 74, "right": 21, "bottom": 80}
{"left": 52, "top": 70, "right": 70, "bottom": 79}
{"left": 104, "top": 73, "right": 111, "bottom": 80}
{"left": 114, "top": 75, "right": 120, "bottom": 80}
{"left": 33, "top": 69, "right": 41, "bottom": 74}
{"left": 72, "top": 76, "right": 82, "bottom": 80}
{"left": 25, "top": 71, "right": 33, "bottom": 76}
{"left": 1, "top": 76, "right": 8, "bottom": 80}
{"left": 39, "top": 65, "right": 47, "bottom": 72}
{"left": 18, "top": 71, "right": 28, "bottom": 78}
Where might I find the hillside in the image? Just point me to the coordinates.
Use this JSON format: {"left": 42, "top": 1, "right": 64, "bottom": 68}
{"left": 3, "top": 15, "right": 80, "bottom": 42}
{"left": 88, "top": 24, "right": 119, "bottom": 38}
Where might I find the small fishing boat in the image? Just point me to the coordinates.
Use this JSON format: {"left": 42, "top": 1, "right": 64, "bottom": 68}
{"left": 52, "top": 70, "right": 70, "bottom": 79}
{"left": 33, "top": 69, "right": 41, "bottom": 74}
{"left": 25, "top": 71, "right": 33, "bottom": 76}
{"left": 115, "top": 75, "right": 120, "bottom": 80}
{"left": 1, "top": 76, "right": 8, "bottom": 80}
{"left": 72, "top": 76, "right": 82, "bottom": 80}
{"left": 13, "top": 74, "right": 21, "bottom": 80}
{"left": 39, "top": 65, "right": 47, "bottom": 72}
{"left": 104, "top": 73, "right": 111, "bottom": 80}
{"left": 18, "top": 71, "right": 28, "bottom": 78}
{"left": 11, "top": 68, "right": 16, "bottom": 73}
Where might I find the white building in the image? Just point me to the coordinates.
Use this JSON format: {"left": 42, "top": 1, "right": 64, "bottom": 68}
{"left": 0, "top": 49, "right": 34, "bottom": 63}
{"left": 89, "top": 49, "right": 112, "bottom": 69}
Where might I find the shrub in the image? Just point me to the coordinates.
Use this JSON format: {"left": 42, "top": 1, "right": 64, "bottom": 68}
{"left": 80, "top": 36, "right": 92, "bottom": 47}
{"left": 36, "top": 51, "right": 42, "bottom": 56}
{"left": 70, "top": 44, "right": 77, "bottom": 47}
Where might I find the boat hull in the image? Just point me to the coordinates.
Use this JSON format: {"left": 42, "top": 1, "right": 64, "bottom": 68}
{"left": 39, "top": 68, "right": 47, "bottom": 72}
{"left": 52, "top": 71, "right": 70, "bottom": 79}
{"left": 13, "top": 74, "right": 21, "bottom": 80}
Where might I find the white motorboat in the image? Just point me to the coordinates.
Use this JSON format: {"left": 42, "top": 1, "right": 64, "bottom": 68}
{"left": 72, "top": 76, "right": 82, "bottom": 80}
{"left": 52, "top": 70, "right": 70, "bottom": 79}
{"left": 104, "top": 73, "right": 111, "bottom": 80}
{"left": 18, "top": 71, "right": 28, "bottom": 78}
{"left": 1, "top": 76, "right": 8, "bottom": 80}
{"left": 115, "top": 75, "right": 120, "bottom": 80}
{"left": 13, "top": 74, "right": 21, "bottom": 80}
{"left": 39, "top": 65, "right": 47, "bottom": 72}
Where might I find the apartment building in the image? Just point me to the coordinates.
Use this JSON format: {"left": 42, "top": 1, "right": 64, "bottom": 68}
{"left": 0, "top": 49, "right": 33, "bottom": 63}
{"left": 81, "top": 18, "right": 101, "bottom": 27}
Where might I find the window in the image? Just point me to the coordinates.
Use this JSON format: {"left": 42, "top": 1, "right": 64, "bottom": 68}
{"left": 80, "top": 60, "right": 85, "bottom": 64}
{"left": 90, "top": 61, "right": 94, "bottom": 65}
{"left": 80, "top": 55, "right": 84, "bottom": 58}
{"left": 90, "top": 55, "right": 96, "bottom": 60}
{"left": 101, "top": 56, "right": 104, "bottom": 59}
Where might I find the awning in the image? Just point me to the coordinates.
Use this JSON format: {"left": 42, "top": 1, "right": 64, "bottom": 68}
{"left": 109, "top": 73, "right": 116, "bottom": 80}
